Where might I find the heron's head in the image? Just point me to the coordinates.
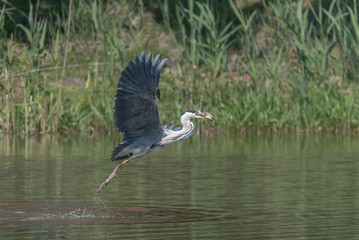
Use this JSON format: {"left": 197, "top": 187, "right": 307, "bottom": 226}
{"left": 186, "top": 110, "right": 215, "bottom": 121}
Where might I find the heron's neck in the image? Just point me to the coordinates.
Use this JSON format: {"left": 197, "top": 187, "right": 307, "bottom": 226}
{"left": 159, "top": 115, "right": 194, "bottom": 146}
{"left": 179, "top": 115, "right": 194, "bottom": 136}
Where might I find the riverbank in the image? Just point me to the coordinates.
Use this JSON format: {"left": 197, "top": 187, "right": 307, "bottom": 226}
{"left": 1, "top": 0, "right": 359, "bottom": 135}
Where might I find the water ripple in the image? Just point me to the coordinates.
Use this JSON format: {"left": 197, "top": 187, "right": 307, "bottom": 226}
{"left": 0, "top": 203, "right": 236, "bottom": 227}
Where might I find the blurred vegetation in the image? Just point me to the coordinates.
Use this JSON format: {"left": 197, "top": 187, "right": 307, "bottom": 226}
{"left": 1, "top": 0, "right": 359, "bottom": 136}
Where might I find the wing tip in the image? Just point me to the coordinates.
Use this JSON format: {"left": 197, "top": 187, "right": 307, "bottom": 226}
{"left": 133, "top": 51, "right": 166, "bottom": 65}
{"left": 153, "top": 54, "right": 160, "bottom": 67}
{"left": 157, "top": 58, "right": 168, "bottom": 71}
{"left": 140, "top": 51, "right": 145, "bottom": 61}
{"left": 146, "top": 52, "right": 152, "bottom": 63}
{"left": 134, "top": 54, "right": 140, "bottom": 63}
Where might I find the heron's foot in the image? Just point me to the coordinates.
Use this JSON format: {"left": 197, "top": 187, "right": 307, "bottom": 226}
{"left": 96, "top": 182, "right": 108, "bottom": 196}
{"left": 96, "top": 160, "right": 130, "bottom": 196}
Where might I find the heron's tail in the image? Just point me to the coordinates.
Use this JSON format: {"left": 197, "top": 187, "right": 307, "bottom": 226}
{"left": 111, "top": 143, "right": 132, "bottom": 162}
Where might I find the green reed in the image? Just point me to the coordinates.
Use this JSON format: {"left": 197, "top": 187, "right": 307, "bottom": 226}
{"left": 0, "top": 0, "right": 359, "bottom": 135}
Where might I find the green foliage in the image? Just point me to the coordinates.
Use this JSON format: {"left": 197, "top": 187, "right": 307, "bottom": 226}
{"left": 1, "top": 0, "right": 359, "bottom": 135}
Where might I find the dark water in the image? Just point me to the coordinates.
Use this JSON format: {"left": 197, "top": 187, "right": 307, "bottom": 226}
{"left": 1, "top": 134, "right": 359, "bottom": 239}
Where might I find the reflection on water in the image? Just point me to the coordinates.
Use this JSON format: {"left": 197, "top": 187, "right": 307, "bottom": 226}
{"left": 1, "top": 134, "right": 359, "bottom": 239}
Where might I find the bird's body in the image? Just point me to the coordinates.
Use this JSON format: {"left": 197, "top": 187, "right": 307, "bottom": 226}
{"left": 96, "top": 51, "right": 214, "bottom": 195}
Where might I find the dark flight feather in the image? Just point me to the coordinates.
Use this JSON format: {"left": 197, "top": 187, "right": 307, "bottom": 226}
{"left": 114, "top": 51, "right": 167, "bottom": 146}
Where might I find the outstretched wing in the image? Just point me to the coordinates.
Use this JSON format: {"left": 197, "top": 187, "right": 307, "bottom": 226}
{"left": 114, "top": 51, "right": 167, "bottom": 144}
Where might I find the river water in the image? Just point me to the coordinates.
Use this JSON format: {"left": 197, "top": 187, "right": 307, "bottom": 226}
{"left": 1, "top": 134, "right": 359, "bottom": 239}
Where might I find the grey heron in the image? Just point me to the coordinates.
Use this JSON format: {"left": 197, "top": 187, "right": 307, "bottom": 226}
{"left": 96, "top": 51, "right": 215, "bottom": 195}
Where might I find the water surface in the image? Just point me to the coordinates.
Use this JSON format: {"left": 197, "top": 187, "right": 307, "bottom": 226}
{"left": 1, "top": 134, "right": 359, "bottom": 239}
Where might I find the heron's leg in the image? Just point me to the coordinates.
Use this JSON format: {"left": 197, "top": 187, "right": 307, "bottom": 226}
{"left": 96, "top": 159, "right": 130, "bottom": 196}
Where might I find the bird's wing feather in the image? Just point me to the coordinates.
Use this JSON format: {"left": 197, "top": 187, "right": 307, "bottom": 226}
{"left": 115, "top": 51, "right": 167, "bottom": 144}
{"left": 181, "top": 131, "right": 195, "bottom": 140}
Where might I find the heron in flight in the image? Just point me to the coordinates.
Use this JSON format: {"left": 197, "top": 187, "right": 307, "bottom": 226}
{"left": 96, "top": 51, "right": 215, "bottom": 195}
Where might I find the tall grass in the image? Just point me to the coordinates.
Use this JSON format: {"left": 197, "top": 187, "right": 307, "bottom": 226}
{"left": 0, "top": 0, "right": 359, "bottom": 135}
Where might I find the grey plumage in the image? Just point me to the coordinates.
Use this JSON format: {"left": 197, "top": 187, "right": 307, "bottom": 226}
{"left": 113, "top": 51, "right": 167, "bottom": 161}
{"left": 112, "top": 51, "right": 215, "bottom": 163}
{"left": 96, "top": 51, "right": 214, "bottom": 196}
